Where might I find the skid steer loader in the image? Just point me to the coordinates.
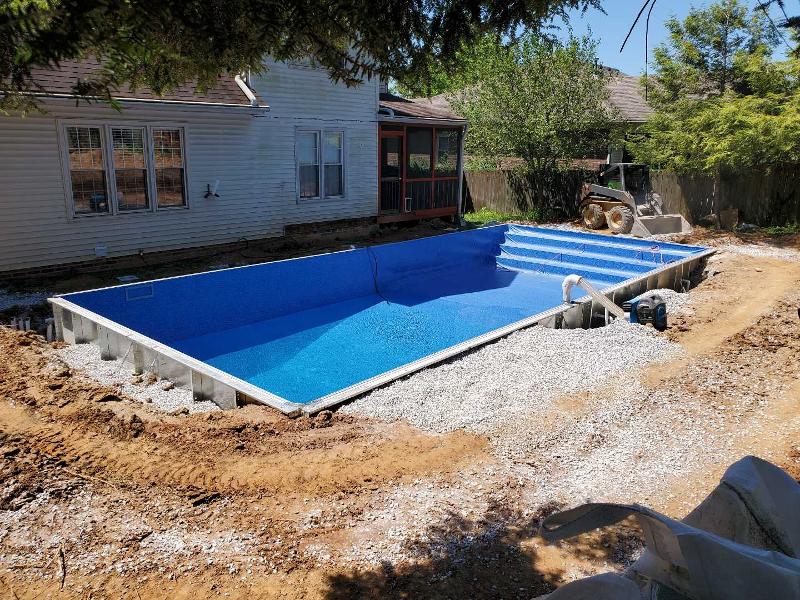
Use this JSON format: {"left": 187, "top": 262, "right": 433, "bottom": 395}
{"left": 578, "top": 163, "right": 691, "bottom": 237}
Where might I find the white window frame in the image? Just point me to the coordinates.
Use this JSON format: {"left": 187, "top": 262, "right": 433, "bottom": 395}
{"left": 295, "top": 128, "right": 346, "bottom": 202}
{"left": 58, "top": 120, "right": 191, "bottom": 218}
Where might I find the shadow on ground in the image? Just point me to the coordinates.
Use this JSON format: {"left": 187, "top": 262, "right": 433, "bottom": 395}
{"left": 323, "top": 501, "right": 644, "bottom": 600}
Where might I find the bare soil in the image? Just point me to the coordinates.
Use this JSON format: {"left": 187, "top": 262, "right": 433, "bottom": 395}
{"left": 1, "top": 229, "right": 799, "bottom": 599}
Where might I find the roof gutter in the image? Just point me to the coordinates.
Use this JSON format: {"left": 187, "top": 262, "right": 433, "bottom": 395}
{"left": 1, "top": 91, "right": 269, "bottom": 111}
{"left": 378, "top": 114, "right": 467, "bottom": 127}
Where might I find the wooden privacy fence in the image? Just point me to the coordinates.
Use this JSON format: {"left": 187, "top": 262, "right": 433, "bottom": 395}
{"left": 651, "top": 171, "right": 800, "bottom": 227}
{"left": 464, "top": 168, "right": 800, "bottom": 226}
{"left": 463, "top": 169, "right": 592, "bottom": 219}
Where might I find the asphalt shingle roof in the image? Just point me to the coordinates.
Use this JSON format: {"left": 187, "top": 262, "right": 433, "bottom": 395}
{"left": 382, "top": 69, "right": 652, "bottom": 125}
{"left": 606, "top": 70, "right": 652, "bottom": 123}
{"left": 20, "top": 59, "right": 258, "bottom": 107}
{"left": 379, "top": 92, "right": 466, "bottom": 122}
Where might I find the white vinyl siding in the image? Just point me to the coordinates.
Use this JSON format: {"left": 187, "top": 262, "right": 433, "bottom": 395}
{"left": 0, "top": 60, "right": 380, "bottom": 272}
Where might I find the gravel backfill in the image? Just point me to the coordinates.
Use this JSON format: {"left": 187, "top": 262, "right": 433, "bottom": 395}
{"left": 0, "top": 288, "right": 51, "bottom": 312}
{"left": 343, "top": 313, "right": 684, "bottom": 457}
{"left": 55, "top": 343, "right": 220, "bottom": 414}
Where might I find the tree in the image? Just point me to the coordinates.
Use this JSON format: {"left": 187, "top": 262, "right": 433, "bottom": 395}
{"left": 393, "top": 33, "right": 511, "bottom": 98}
{"left": 450, "top": 34, "right": 614, "bottom": 216}
{"left": 631, "top": 91, "right": 800, "bottom": 174}
{"left": 646, "top": 0, "right": 779, "bottom": 107}
{"left": 0, "top": 0, "right": 599, "bottom": 111}
{"left": 629, "top": 0, "right": 800, "bottom": 175}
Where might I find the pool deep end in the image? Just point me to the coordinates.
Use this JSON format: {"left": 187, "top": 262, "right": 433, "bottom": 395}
{"left": 50, "top": 225, "right": 712, "bottom": 414}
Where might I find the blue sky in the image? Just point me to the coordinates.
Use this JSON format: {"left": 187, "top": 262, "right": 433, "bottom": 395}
{"left": 553, "top": 0, "right": 790, "bottom": 75}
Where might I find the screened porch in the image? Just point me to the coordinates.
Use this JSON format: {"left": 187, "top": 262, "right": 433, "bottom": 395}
{"left": 378, "top": 122, "right": 464, "bottom": 223}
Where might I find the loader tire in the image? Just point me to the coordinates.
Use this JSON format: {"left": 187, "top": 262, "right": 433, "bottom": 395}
{"left": 582, "top": 203, "right": 606, "bottom": 229}
{"left": 607, "top": 206, "right": 634, "bottom": 234}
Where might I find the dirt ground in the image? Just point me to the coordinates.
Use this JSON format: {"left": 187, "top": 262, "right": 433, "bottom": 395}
{"left": 1, "top": 228, "right": 799, "bottom": 599}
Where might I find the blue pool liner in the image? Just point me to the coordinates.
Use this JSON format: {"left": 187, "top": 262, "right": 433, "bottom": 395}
{"left": 60, "top": 225, "right": 708, "bottom": 405}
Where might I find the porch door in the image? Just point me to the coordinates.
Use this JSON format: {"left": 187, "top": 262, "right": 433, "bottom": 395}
{"left": 379, "top": 133, "right": 404, "bottom": 213}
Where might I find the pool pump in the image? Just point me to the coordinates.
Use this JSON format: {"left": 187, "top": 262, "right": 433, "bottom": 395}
{"left": 624, "top": 292, "right": 667, "bottom": 331}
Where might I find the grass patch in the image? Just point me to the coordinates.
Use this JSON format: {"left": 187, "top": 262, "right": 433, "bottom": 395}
{"left": 463, "top": 207, "right": 543, "bottom": 226}
{"left": 760, "top": 224, "right": 800, "bottom": 236}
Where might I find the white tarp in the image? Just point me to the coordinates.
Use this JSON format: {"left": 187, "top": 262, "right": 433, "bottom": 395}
{"left": 538, "top": 456, "right": 800, "bottom": 600}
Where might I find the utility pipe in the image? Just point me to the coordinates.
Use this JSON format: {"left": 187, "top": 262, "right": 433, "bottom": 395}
{"left": 562, "top": 274, "right": 626, "bottom": 321}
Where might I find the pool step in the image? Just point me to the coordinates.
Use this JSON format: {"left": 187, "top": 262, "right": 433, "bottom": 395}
{"left": 498, "top": 240, "right": 655, "bottom": 274}
{"left": 508, "top": 225, "right": 698, "bottom": 255}
{"left": 496, "top": 252, "right": 633, "bottom": 284}
{"left": 505, "top": 227, "right": 687, "bottom": 263}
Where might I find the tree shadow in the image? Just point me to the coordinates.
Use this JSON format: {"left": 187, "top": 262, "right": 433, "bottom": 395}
{"left": 549, "top": 516, "right": 645, "bottom": 572}
{"left": 323, "top": 500, "right": 644, "bottom": 600}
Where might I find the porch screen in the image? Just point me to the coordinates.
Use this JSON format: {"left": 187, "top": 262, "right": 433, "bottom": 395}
{"left": 407, "top": 128, "right": 432, "bottom": 178}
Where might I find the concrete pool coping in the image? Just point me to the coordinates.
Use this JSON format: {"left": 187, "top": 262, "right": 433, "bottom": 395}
{"left": 48, "top": 234, "right": 714, "bottom": 416}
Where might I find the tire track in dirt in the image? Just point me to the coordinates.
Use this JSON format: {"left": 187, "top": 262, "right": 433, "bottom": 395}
{"left": 0, "top": 330, "right": 489, "bottom": 499}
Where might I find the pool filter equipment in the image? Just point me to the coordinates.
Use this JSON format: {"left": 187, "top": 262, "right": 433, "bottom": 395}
{"left": 624, "top": 292, "right": 667, "bottom": 331}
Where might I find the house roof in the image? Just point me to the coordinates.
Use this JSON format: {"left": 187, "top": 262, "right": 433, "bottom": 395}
{"left": 382, "top": 69, "right": 652, "bottom": 125}
{"left": 606, "top": 70, "right": 652, "bottom": 123}
{"left": 379, "top": 92, "right": 466, "bottom": 122}
{"left": 18, "top": 59, "right": 261, "bottom": 108}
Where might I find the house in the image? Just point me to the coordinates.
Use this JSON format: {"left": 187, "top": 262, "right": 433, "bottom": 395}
{"left": 0, "top": 59, "right": 467, "bottom": 275}
{"left": 605, "top": 69, "right": 653, "bottom": 125}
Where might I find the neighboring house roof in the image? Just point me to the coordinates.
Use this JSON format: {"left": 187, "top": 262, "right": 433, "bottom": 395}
{"left": 16, "top": 59, "right": 262, "bottom": 108}
{"left": 606, "top": 69, "right": 652, "bottom": 123}
{"left": 383, "top": 69, "right": 652, "bottom": 125}
{"left": 379, "top": 92, "right": 466, "bottom": 122}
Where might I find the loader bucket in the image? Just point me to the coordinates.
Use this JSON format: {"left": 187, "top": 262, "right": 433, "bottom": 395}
{"left": 630, "top": 214, "right": 692, "bottom": 237}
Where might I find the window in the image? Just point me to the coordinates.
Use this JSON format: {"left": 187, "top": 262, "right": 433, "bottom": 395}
{"left": 152, "top": 129, "right": 186, "bottom": 208}
{"left": 66, "top": 126, "right": 109, "bottom": 214}
{"left": 298, "top": 131, "right": 320, "bottom": 198}
{"left": 61, "top": 123, "right": 188, "bottom": 216}
{"left": 323, "top": 132, "right": 343, "bottom": 197}
{"left": 296, "top": 129, "right": 345, "bottom": 199}
{"left": 111, "top": 127, "right": 149, "bottom": 211}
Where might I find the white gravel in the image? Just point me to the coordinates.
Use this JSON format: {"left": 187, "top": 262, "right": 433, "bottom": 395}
{"left": 343, "top": 316, "right": 684, "bottom": 457}
{"left": 654, "top": 288, "right": 695, "bottom": 316}
{"left": 717, "top": 243, "right": 800, "bottom": 262}
{"left": 54, "top": 343, "right": 220, "bottom": 414}
{"left": 0, "top": 288, "right": 51, "bottom": 312}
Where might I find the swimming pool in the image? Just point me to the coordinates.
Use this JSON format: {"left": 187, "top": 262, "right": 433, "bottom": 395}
{"left": 50, "top": 225, "right": 712, "bottom": 414}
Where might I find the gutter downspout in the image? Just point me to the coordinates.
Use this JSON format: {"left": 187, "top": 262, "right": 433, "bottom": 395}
{"left": 235, "top": 74, "right": 259, "bottom": 107}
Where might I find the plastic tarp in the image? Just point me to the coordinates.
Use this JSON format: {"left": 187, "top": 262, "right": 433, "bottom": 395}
{"left": 538, "top": 457, "right": 800, "bottom": 600}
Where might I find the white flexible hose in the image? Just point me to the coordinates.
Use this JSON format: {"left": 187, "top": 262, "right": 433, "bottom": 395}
{"left": 562, "top": 274, "right": 626, "bottom": 321}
